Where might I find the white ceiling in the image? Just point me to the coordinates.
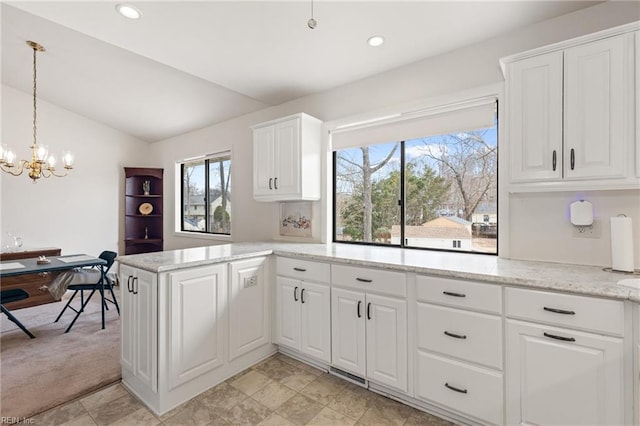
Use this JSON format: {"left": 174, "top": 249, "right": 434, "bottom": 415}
{"left": 2, "top": 1, "right": 603, "bottom": 142}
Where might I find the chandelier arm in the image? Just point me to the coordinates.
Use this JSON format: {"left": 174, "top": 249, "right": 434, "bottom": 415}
{"left": 0, "top": 160, "right": 27, "bottom": 176}
{"left": 46, "top": 168, "right": 70, "bottom": 178}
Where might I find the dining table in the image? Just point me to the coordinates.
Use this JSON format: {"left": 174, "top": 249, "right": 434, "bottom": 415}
{"left": 0, "top": 254, "right": 108, "bottom": 332}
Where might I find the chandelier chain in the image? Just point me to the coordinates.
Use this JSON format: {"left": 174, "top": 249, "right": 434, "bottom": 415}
{"left": 32, "top": 45, "right": 38, "bottom": 147}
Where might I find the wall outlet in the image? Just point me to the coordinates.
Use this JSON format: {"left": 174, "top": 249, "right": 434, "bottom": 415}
{"left": 244, "top": 275, "right": 258, "bottom": 288}
{"left": 572, "top": 219, "right": 601, "bottom": 239}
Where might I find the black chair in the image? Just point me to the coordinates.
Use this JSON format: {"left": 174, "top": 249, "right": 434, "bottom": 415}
{"left": 54, "top": 250, "right": 119, "bottom": 332}
{"left": 1, "top": 289, "right": 35, "bottom": 338}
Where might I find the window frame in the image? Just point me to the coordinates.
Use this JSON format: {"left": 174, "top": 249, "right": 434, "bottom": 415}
{"left": 179, "top": 153, "right": 231, "bottom": 236}
{"left": 332, "top": 104, "right": 498, "bottom": 256}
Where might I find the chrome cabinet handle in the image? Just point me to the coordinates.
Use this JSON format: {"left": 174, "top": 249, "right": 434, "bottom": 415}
{"left": 127, "top": 276, "right": 133, "bottom": 293}
{"left": 552, "top": 150, "right": 557, "bottom": 171}
{"left": 445, "top": 383, "right": 468, "bottom": 394}
{"left": 294, "top": 286, "right": 298, "bottom": 302}
{"left": 544, "top": 332, "right": 575, "bottom": 342}
{"left": 268, "top": 178, "right": 273, "bottom": 190}
{"left": 132, "top": 277, "right": 139, "bottom": 295}
{"left": 444, "top": 331, "right": 467, "bottom": 340}
{"left": 274, "top": 177, "right": 278, "bottom": 190}
{"left": 300, "top": 288, "right": 306, "bottom": 304}
{"left": 543, "top": 307, "right": 575, "bottom": 315}
{"left": 357, "top": 300, "right": 362, "bottom": 318}
{"left": 367, "top": 302, "right": 371, "bottom": 320}
{"left": 442, "top": 291, "right": 466, "bottom": 298}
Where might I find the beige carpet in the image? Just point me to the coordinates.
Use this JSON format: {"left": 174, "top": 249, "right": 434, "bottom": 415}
{"left": 0, "top": 287, "right": 121, "bottom": 418}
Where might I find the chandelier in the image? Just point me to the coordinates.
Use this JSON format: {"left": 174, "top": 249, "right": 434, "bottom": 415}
{"left": 0, "top": 41, "right": 74, "bottom": 183}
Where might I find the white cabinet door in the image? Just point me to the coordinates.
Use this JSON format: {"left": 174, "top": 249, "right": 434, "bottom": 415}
{"left": 331, "top": 287, "right": 366, "bottom": 376}
{"left": 167, "top": 265, "right": 226, "bottom": 389}
{"left": 366, "top": 293, "right": 408, "bottom": 393}
{"left": 229, "top": 257, "right": 270, "bottom": 361}
{"left": 300, "top": 281, "right": 331, "bottom": 362}
{"left": 275, "top": 276, "right": 301, "bottom": 350}
{"left": 508, "top": 51, "right": 563, "bottom": 182}
{"left": 119, "top": 264, "right": 158, "bottom": 392}
{"left": 253, "top": 125, "right": 275, "bottom": 197}
{"left": 120, "top": 264, "right": 136, "bottom": 373}
{"left": 564, "top": 35, "right": 627, "bottom": 180}
{"left": 506, "top": 319, "right": 624, "bottom": 426}
{"left": 273, "top": 118, "right": 300, "bottom": 197}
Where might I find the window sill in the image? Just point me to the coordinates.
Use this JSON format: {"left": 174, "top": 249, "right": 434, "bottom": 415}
{"left": 173, "top": 231, "right": 232, "bottom": 242}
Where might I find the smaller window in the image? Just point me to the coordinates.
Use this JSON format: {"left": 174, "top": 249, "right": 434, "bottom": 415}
{"left": 180, "top": 154, "right": 231, "bottom": 235}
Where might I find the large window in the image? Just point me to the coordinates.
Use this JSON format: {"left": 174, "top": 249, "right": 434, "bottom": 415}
{"left": 181, "top": 154, "right": 231, "bottom": 235}
{"left": 333, "top": 100, "right": 497, "bottom": 254}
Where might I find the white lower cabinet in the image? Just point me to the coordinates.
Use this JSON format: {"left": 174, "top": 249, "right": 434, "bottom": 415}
{"left": 275, "top": 275, "right": 331, "bottom": 363}
{"left": 119, "top": 258, "right": 274, "bottom": 415}
{"left": 331, "top": 265, "right": 408, "bottom": 393}
{"left": 416, "top": 351, "right": 503, "bottom": 426}
{"left": 120, "top": 264, "right": 158, "bottom": 393}
{"left": 415, "top": 275, "right": 504, "bottom": 425}
{"left": 505, "top": 287, "right": 628, "bottom": 426}
{"left": 167, "top": 265, "right": 226, "bottom": 389}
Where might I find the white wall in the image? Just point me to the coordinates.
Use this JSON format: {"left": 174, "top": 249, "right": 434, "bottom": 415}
{"left": 152, "top": 1, "right": 640, "bottom": 267}
{"left": 1, "top": 85, "right": 150, "bottom": 256}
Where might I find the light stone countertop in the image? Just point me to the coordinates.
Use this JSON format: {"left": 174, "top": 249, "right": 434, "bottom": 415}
{"left": 117, "top": 242, "right": 640, "bottom": 303}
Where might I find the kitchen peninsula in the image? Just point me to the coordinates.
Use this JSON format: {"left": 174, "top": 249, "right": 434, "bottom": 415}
{"left": 118, "top": 242, "right": 640, "bottom": 425}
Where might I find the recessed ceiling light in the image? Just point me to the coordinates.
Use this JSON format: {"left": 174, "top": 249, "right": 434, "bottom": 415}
{"left": 116, "top": 4, "right": 142, "bottom": 20}
{"left": 367, "top": 36, "right": 385, "bottom": 47}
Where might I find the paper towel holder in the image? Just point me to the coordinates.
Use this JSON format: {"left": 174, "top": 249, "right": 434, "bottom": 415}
{"left": 570, "top": 200, "right": 593, "bottom": 227}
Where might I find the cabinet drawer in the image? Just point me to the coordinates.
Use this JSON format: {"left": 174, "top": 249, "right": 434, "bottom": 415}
{"left": 506, "top": 287, "right": 624, "bottom": 336}
{"left": 276, "top": 257, "right": 330, "bottom": 283}
{"left": 331, "top": 264, "right": 406, "bottom": 298}
{"left": 417, "top": 303, "right": 502, "bottom": 370}
{"left": 416, "top": 275, "right": 502, "bottom": 314}
{"left": 416, "top": 351, "right": 503, "bottom": 426}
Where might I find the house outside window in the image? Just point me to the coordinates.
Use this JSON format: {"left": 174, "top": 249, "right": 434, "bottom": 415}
{"left": 333, "top": 98, "right": 497, "bottom": 255}
{"left": 180, "top": 153, "right": 231, "bottom": 235}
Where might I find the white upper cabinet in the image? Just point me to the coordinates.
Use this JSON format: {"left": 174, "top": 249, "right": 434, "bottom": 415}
{"left": 503, "top": 24, "right": 638, "bottom": 190}
{"left": 564, "top": 35, "right": 626, "bottom": 180}
{"left": 252, "top": 113, "right": 322, "bottom": 201}
{"left": 508, "top": 51, "right": 563, "bottom": 182}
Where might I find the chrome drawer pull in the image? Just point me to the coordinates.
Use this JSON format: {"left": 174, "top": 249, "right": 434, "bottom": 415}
{"left": 356, "top": 277, "right": 373, "bottom": 283}
{"left": 544, "top": 332, "right": 575, "bottom": 342}
{"left": 443, "top": 291, "right": 466, "bottom": 298}
{"left": 293, "top": 267, "right": 307, "bottom": 272}
{"left": 444, "top": 331, "right": 467, "bottom": 340}
{"left": 543, "top": 307, "right": 575, "bottom": 315}
{"left": 445, "top": 383, "right": 468, "bottom": 394}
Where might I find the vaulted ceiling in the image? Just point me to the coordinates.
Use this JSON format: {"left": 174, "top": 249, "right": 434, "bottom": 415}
{"left": 2, "top": 1, "right": 602, "bottom": 142}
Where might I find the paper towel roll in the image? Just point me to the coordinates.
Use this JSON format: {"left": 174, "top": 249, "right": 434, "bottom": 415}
{"left": 610, "top": 216, "right": 634, "bottom": 272}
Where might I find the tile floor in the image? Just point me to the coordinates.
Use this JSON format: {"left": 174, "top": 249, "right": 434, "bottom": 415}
{"left": 33, "top": 353, "right": 454, "bottom": 426}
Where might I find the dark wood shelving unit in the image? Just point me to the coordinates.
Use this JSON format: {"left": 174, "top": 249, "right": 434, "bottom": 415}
{"left": 124, "top": 167, "right": 164, "bottom": 255}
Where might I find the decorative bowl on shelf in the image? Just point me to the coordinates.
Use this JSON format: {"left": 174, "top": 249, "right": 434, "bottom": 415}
{"left": 138, "top": 202, "right": 153, "bottom": 215}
